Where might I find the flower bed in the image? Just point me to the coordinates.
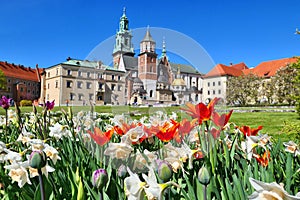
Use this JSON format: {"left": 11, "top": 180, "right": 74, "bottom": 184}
{"left": 0, "top": 97, "right": 299, "bottom": 199}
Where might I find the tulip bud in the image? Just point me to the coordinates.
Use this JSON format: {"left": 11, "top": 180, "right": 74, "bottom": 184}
{"left": 92, "top": 169, "right": 108, "bottom": 190}
{"left": 117, "top": 164, "right": 127, "bottom": 178}
{"left": 198, "top": 165, "right": 210, "bottom": 186}
{"left": 157, "top": 160, "right": 173, "bottom": 182}
{"left": 29, "top": 151, "right": 47, "bottom": 169}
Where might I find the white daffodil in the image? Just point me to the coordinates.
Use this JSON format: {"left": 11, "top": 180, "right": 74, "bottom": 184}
{"left": 29, "top": 164, "right": 55, "bottom": 179}
{"left": 121, "top": 126, "right": 145, "bottom": 145}
{"left": 124, "top": 167, "right": 146, "bottom": 200}
{"left": 104, "top": 142, "right": 133, "bottom": 160}
{"left": 142, "top": 168, "right": 179, "bottom": 200}
{"left": 133, "top": 149, "right": 157, "bottom": 171}
{"left": 249, "top": 177, "right": 300, "bottom": 200}
{"left": 3, "top": 149, "right": 22, "bottom": 162}
{"left": 4, "top": 161, "right": 31, "bottom": 188}
{"left": 49, "top": 122, "right": 72, "bottom": 139}
{"left": 283, "top": 141, "right": 300, "bottom": 156}
{"left": 28, "top": 138, "right": 45, "bottom": 151}
{"left": 43, "top": 144, "right": 61, "bottom": 164}
{"left": 17, "top": 128, "right": 35, "bottom": 144}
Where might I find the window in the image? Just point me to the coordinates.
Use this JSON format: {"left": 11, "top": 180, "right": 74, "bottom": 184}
{"left": 47, "top": 83, "right": 50, "bottom": 89}
{"left": 67, "top": 70, "right": 72, "bottom": 76}
{"left": 78, "top": 71, "right": 82, "bottom": 77}
{"left": 213, "top": 90, "right": 215, "bottom": 95}
{"left": 27, "top": 82, "right": 31, "bottom": 86}
{"left": 7, "top": 79, "right": 10, "bottom": 83}
{"left": 55, "top": 81, "right": 58, "bottom": 88}
{"left": 218, "top": 81, "right": 221, "bottom": 86}
{"left": 70, "top": 93, "right": 75, "bottom": 100}
{"left": 78, "top": 94, "right": 83, "bottom": 101}
{"left": 125, "top": 38, "right": 128, "bottom": 46}
{"left": 48, "top": 72, "right": 50, "bottom": 77}
{"left": 77, "top": 81, "right": 82, "bottom": 89}
{"left": 118, "top": 85, "right": 122, "bottom": 91}
{"left": 87, "top": 72, "right": 91, "bottom": 78}
{"left": 97, "top": 95, "right": 103, "bottom": 101}
{"left": 27, "top": 89, "right": 30, "bottom": 93}
{"left": 7, "top": 87, "right": 10, "bottom": 92}
{"left": 86, "top": 82, "right": 92, "bottom": 89}
{"left": 150, "top": 90, "right": 153, "bottom": 98}
{"left": 89, "top": 94, "right": 93, "bottom": 100}
{"left": 213, "top": 82, "right": 215, "bottom": 86}
{"left": 118, "top": 76, "right": 121, "bottom": 81}
{"left": 208, "top": 90, "right": 210, "bottom": 95}
{"left": 207, "top": 82, "right": 210, "bottom": 87}
{"left": 47, "top": 94, "right": 49, "bottom": 100}
{"left": 112, "top": 75, "right": 115, "bottom": 80}
{"left": 218, "top": 90, "right": 221, "bottom": 94}
{"left": 56, "top": 68, "right": 59, "bottom": 75}
{"left": 32, "top": 90, "right": 35, "bottom": 94}
{"left": 66, "top": 81, "right": 72, "bottom": 88}
{"left": 98, "top": 83, "right": 103, "bottom": 90}
{"left": 111, "top": 84, "right": 115, "bottom": 91}
{"left": 150, "top": 66, "right": 153, "bottom": 72}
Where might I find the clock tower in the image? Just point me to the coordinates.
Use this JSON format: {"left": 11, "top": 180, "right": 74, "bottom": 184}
{"left": 112, "top": 8, "right": 134, "bottom": 69}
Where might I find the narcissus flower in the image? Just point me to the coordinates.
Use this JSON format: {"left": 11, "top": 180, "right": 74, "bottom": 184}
{"left": 181, "top": 97, "right": 220, "bottom": 125}
{"left": 284, "top": 141, "right": 300, "bottom": 156}
{"left": 239, "top": 125, "right": 263, "bottom": 137}
{"left": 248, "top": 177, "right": 300, "bottom": 199}
{"left": 87, "top": 127, "right": 114, "bottom": 146}
{"left": 4, "top": 161, "right": 31, "bottom": 188}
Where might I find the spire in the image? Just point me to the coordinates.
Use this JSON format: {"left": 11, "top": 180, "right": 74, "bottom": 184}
{"left": 119, "top": 7, "right": 129, "bottom": 32}
{"left": 142, "top": 26, "right": 155, "bottom": 42}
{"left": 161, "top": 37, "right": 167, "bottom": 57}
{"left": 177, "top": 65, "right": 181, "bottom": 77}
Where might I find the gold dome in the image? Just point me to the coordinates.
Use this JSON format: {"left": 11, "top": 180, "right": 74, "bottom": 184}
{"left": 172, "top": 78, "right": 186, "bottom": 86}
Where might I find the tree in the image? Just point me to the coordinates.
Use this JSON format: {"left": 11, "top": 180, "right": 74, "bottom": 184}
{"left": 0, "top": 69, "right": 6, "bottom": 90}
{"left": 290, "top": 59, "right": 300, "bottom": 115}
{"left": 272, "top": 64, "right": 299, "bottom": 105}
{"left": 226, "top": 73, "right": 261, "bottom": 106}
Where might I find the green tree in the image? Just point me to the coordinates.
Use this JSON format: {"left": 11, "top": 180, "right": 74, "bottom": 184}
{"left": 290, "top": 59, "right": 300, "bottom": 115}
{"left": 226, "top": 73, "right": 261, "bottom": 106}
{"left": 272, "top": 64, "right": 299, "bottom": 105}
{"left": 0, "top": 69, "right": 6, "bottom": 90}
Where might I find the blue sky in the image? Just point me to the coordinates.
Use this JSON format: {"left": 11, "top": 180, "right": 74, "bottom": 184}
{"left": 1, "top": 0, "right": 300, "bottom": 73}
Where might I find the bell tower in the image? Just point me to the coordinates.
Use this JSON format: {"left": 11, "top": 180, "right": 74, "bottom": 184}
{"left": 112, "top": 8, "right": 134, "bottom": 68}
{"left": 138, "top": 27, "right": 158, "bottom": 100}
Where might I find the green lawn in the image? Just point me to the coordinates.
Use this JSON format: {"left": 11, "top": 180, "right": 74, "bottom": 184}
{"left": 3, "top": 105, "right": 299, "bottom": 141}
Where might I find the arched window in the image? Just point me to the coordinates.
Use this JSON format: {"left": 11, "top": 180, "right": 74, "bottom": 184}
{"left": 150, "top": 90, "right": 153, "bottom": 98}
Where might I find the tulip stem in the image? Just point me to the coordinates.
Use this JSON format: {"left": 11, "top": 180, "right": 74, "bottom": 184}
{"left": 38, "top": 168, "right": 45, "bottom": 200}
{"left": 99, "top": 190, "right": 103, "bottom": 200}
{"left": 203, "top": 185, "right": 207, "bottom": 200}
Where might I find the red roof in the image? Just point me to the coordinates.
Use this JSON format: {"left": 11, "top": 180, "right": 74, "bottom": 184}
{"left": 204, "top": 62, "right": 248, "bottom": 78}
{"left": 0, "top": 61, "right": 42, "bottom": 82}
{"left": 243, "top": 57, "right": 298, "bottom": 77}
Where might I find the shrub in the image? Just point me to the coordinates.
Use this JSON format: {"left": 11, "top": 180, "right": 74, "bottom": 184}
{"left": 20, "top": 99, "right": 32, "bottom": 107}
{"left": 281, "top": 121, "right": 300, "bottom": 142}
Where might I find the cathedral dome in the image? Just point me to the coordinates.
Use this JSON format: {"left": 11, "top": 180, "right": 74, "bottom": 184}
{"left": 172, "top": 78, "right": 186, "bottom": 86}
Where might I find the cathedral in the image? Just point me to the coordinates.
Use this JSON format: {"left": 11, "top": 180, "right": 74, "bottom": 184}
{"left": 112, "top": 8, "right": 203, "bottom": 105}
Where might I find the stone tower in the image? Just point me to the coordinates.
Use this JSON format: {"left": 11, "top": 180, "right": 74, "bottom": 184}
{"left": 112, "top": 8, "right": 134, "bottom": 69}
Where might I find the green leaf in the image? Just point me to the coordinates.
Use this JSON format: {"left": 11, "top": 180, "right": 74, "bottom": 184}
{"left": 183, "top": 173, "right": 196, "bottom": 200}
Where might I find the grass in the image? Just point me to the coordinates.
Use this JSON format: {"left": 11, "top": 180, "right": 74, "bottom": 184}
{"left": 3, "top": 105, "right": 300, "bottom": 141}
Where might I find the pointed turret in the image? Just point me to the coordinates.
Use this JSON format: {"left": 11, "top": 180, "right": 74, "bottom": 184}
{"left": 113, "top": 8, "right": 134, "bottom": 69}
